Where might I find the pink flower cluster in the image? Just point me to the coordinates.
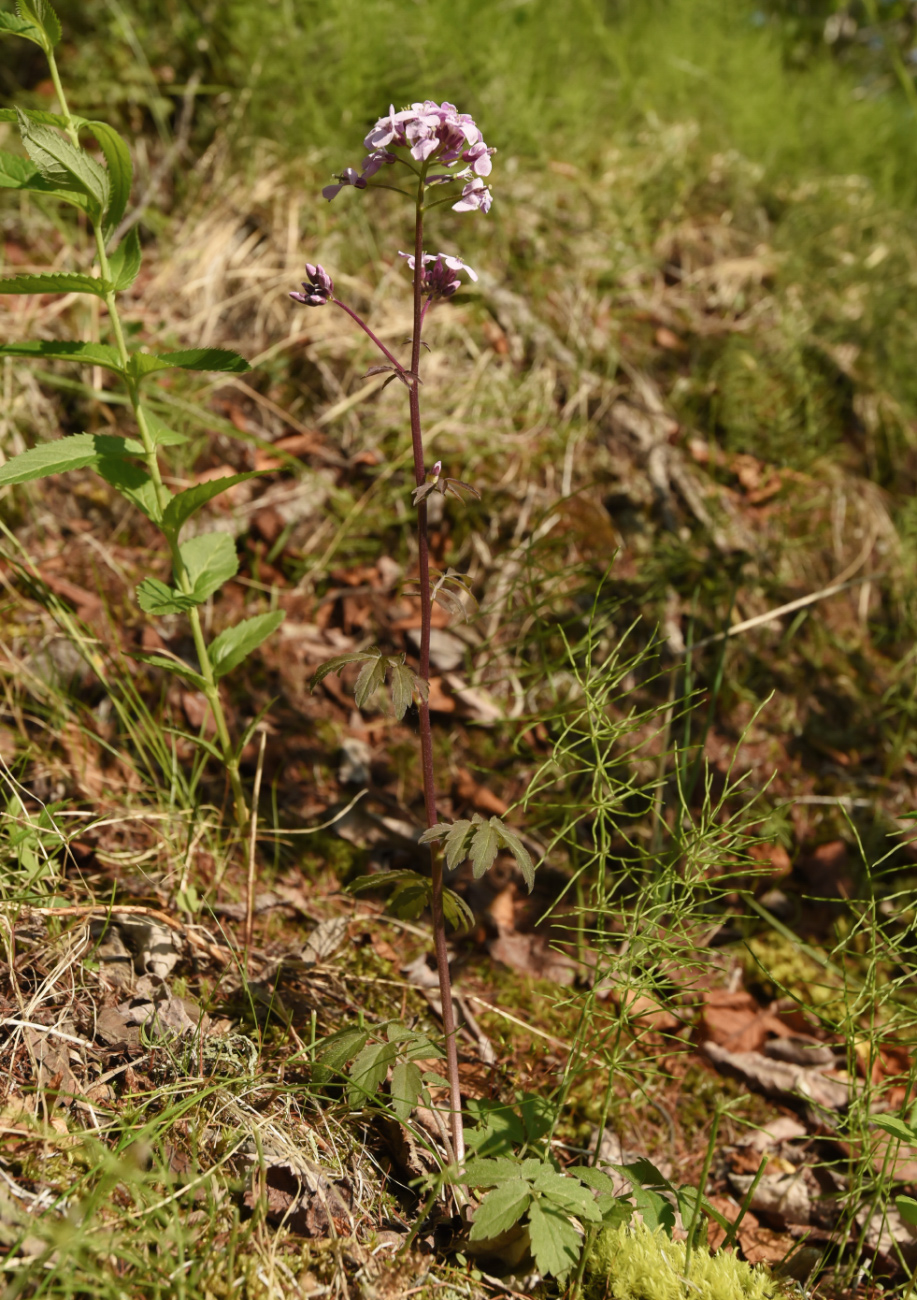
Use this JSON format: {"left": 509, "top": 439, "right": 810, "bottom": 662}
{"left": 397, "top": 251, "right": 478, "bottom": 299}
{"left": 323, "top": 101, "right": 494, "bottom": 213}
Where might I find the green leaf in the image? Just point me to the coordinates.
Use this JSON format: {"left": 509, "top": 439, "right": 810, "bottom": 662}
{"left": 469, "top": 820, "right": 501, "bottom": 879}
{"left": 469, "top": 1181, "right": 532, "bottom": 1241}
{"left": 389, "top": 877, "right": 431, "bottom": 921}
{"left": 0, "top": 271, "right": 112, "bottom": 298}
{"left": 598, "top": 1197, "right": 634, "bottom": 1227}
{"left": 132, "top": 650, "right": 207, "bottom": 690}
{"left": 17, "top": 109, "right": 109, "bottom": 212}
{"left": 310, "top": 652, "right": 375, "bottom": 691}
{"left": 616, "top": 1159, "right": 673, "bottom": 1192}
{"left": 161, "top": 472, "right": 263, "bottom": 535}
{"left": 0, "top": 339, "right": 124, "bottom": 373}
{"left": 630, "top": 1184, "right": 675, "bottom": 1237}
{"left": 873, "top": 1115, "right": 917, "bottom": 1143}
{"left": 465, "top": 1101, "right": 526, "bottom": 1157}
{"left": 896, "top": 1196, "right": 917, "bottom": 1228}
{"left": 354, "top": 654, "right": 386, "bottom": 709}
{"left": 533, "top": 1172, "right": 602, "bottom": 1224}
{"left": 135, "top": 579, "right": 198, "bottom": 616}
{"left": 0, "top": 108, "right": 85, "bottom": 129}
{"left": 134, "top": 406, "right": 189, "bottom": 449}
{"left": 520, "top": 1092, "right": 555, "bottom": 1143}
{"left": 462, "top": 1157, "right": 527, "bottom": 1187}
{"left": 107, "top": 227, "right": 141, "bottom": 291}
{"left": 442, "top": 887, "right": 475, "bottom": 933}
{"left": 347, "top": 869, "right": 427, "bottom": 896}
{"left": 208, "top": 610, "right": 285, "bottom": 678}
{"left": 128, "top": 347, "right": 251, "bottom": 379}
{"left": 418, "top": 822, "right": 451, "bottom": 844}
{"left": 571, "top": 1167, "right": 618, "bottom": 1196}
{"left": 95, "top": 456, "right": 165, "bottom": 522}
{"left": 179, "top": 532, "right": 239, "bottom": 602}
{"left": 0, "top": 432, "right": 131, "bottom": 486}
{"left": 16, "top": 0, "right": 62, "bottom": 46}
{"left": 86, "top": 120, "right": 131, "bottom": 229}
{"left": 0, "top": 150, "right": 39, "bottom": 187}
{"left": 527, "top": 1200, "right": 581, "bottom": 1281}
{"left": 389, "top": 660, "right": 416, "bottom": 721}
{"left": 348, "top": 1040, "right": 399, "bottom": 1107}
{"left": 0, "top": 12, "right": 42, "bottom": 43}
{"left": 493, "top": 819, "right": 536, "bottom": 892}
{"left": 313, "top": 1026, "right": 369, "bottom": 1088}
{"left": 389, "top": 1061, "right": 423, "bottom": 1124}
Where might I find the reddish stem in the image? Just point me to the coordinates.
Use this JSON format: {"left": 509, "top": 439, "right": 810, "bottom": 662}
{"left": 409, "top": 198, "right": 465, "bottom": 1167}
{"left": 331, "top": 297, "right": 407, "bottom": 375}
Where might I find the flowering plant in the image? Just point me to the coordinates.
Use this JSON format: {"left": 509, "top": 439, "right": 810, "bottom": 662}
{"left": 298, "top": 102, "right": 533, "bottom": 1165}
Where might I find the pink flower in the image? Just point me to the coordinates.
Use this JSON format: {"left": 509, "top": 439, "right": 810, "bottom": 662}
{"left": 290, "top": 263, "right": 334, "bottom": 307}
{"left": 398, "top": 251, "right": 478, "bottom": 299}
{"left": 453, "top": 178, "right": 492, "bottom": 214}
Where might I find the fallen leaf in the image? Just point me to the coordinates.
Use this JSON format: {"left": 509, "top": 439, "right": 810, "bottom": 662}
{"left": 705, "top": 1041, "right": 850, "bottom": 1109}
{"left": 700, "top": 989, "right": 788, "bottom": 1054}
{"left": 488, "top": 932, "right": 576, "bottom": 985}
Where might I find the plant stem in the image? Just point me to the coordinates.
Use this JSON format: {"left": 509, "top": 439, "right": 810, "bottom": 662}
{"left": 409, "top": 176, "right": 464, "bottom": 1166}
{"left": 51, "top": 38, "right": 249, "bottom": 835}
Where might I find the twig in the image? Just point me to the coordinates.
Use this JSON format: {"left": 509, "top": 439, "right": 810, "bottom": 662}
{"left": 689, "top": 573, "right": 873, "bottom": 652}
{"left": 244, "top": 729, "right": 267, "bottom": 968}
{"left": 0, "top": 1018, "right": 86, "bottom": 1048}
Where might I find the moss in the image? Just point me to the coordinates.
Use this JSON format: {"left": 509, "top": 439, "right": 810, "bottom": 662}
{"left": 586, "top": 1222, "right": 777, "bottom": 1300}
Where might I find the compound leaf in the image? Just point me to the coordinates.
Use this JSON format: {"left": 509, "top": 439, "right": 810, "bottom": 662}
{"left": 107, "top": 226, "right": 141, "bottom": 291}
{"left": 389, "top": 1061, "right": 422, "bottom": 1124}
{"left": 469, "top": 820, "right": 501, "bottom": 879}
{"left": 310, "top": 652, "right": 373, "bottom": 690}
{"left": 418, "top": 822, "right": 451, "bottom": 845}
{"left": 389, "top": 876, "right": 431, "bottom": 921}
{"left": 493, "top": 819, "right": 536, "bottom": 892}
{"left": 389, "top": 660, "right": 416, "bottom": 721}
{"left": 86, "top": 120, "right": 131, "bottom": 229}
{"left": 354, "top": 653, "right": 386, "bottom": 709}
{"left": 468, "top": 1181, "right": 532, "bottom": 1241}
{"left": 179, "top": 532, "right": 239, "bottom": 603}
{"left": 533, "top": 1172, "right": 602, "bottom": 1224}
{"left": 208, "top": 610, "right": 285, "bottom": 678}
{"left": 0, "top": 432, "right": 130, "bottom": 486}
{"left": 443, "top": 887, "right": 475, "bottom": 932}
{"left": 347, "top": 869, "right": 425, "bottom": 895}
{"left": 442, "top": 819, "right": 474, "bottom": 871}
{"left": 571, "top": 1167, "right": 618, "bottom": 1196}
{"left": 527, "top": 1199, "right": 581, "bottom": 1282}
{"left": 0, "top": 108, "right": 85, "bottom": 129}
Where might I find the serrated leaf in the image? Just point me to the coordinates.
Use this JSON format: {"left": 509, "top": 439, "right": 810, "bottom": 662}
{"left": 348, "top": 1040, "right": 399, "bottom": 1107}
{"left": 493, "top": 819, "right": 536, "bottom": 892}
{"left": 389, "top": 1061, "right": 422, "bottom": 1124}
{"left": 179, "top": 532, "right": 239, "bottom": 603}
{"left": 896, "top": 1195, "right": 917, "bottom": 1227}
{"left": 137, "top": 407, "right": 189, "bottom": 448}
{"left": 135, "top": 579, "right": 198, "bottom": 616}
{"left": 465, "top": 1101, "right": 526, "bottom": 1157}
{"left": 630, "top": 1184, "right": 675, "bottom": 1236}
{"left": 132, "top": 650, "right": 207, "bottom": 690}
{"left": 17, "top": 0, "right": 61, "bottom": 46}
{"left": 443, "top": 819, "right": 473, "bottom": 871}
{"left": 389, "top": 661, "right": 416, "bottom": 720}
{"left": 347, "top": 869, "right": 427, "bottom": 895}
{"left": 161, "top": 472, "right": 263, "bottom": 535}
{"left": 527, "top": 1200, "right": 581, "bottom": 1281}
{"left": 599, "top": 1197, "right": 634, "bottom": 1227}
{"left": 0, "top": 432, "right": 131, "bottom": 487}
{"left": 469, "top": 1181, "right": 532, "bottom": 1241}
{"left": 389, "top": 877, "right": 431, "bottom": 921}
{"left": 312, "top": 1026, "right": 369, "bottom": 1087}
{"left": 0, "top": 271, "right": 112, "bottom": 298}
{"left": 310, "top": 652, "right": 374, "bottom": 690}
{"left": 442, "top": 887, "right": 475, "bottom": 932}
{"left": 208, "top": 610, "right": 285, "bottom": 678}
{"left": 571, "top": 1167, "right": 618, "bottom": 1196}
{"left": 0, "top": 12, "right": 42, "bottom": 42}
{"left": 128, "top": 347, "right": 251, "bottom": 379}
{"left": 462, "top": 1157, "right": 527, "bottom": 1186}
{"left": 86, "top": 120, "right": 131, "bottom": 229}
{"left": 469, "top": 821, "right": 500, "bottom": 879}
{"left": 0, "top": 108, "right": 85, "bottom": 129}
{"left": 0, "top": 339, "right": 124, "bottom": 372}
{"left": 616, "top": 1158, "right": 673, "bottom": 1192}
{"left": 533, "top": 1173, "right": 602, "bottom": 1223}
{"left": 107, "top": 227, "right": 141, "bottom": 291}
{"left": 354, "top": 654, "right": 386, "bottom": 709}
{"left": 0, "top": 150, "right": 39, "bottom": 186}
{"left": 418, "top": 822, "right": 451, "bottom": 845}
{"left": 95, "top": 455, "right": 164, "bottom": 522}
{"left": 18, "top": 109, "right": 108, "bottom": 211}
{"left": 873, "top": 1115, "right": 916, "bottom": 1143}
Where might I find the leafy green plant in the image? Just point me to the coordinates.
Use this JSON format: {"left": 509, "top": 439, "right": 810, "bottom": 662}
{"left": 312, "top": 1020, "right": 445, "bottom": 1123}
{"left": 0, "top": 0, "right": 282, "bottom": 835}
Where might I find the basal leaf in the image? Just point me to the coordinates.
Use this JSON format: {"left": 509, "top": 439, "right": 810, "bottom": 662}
{"left": 95, "top": 455, "right": 165, "bottom": 522}
{"left": 873, "top": 1115, "right": 916, "bottom": 1143}
{"left": 465, "top": 1101, "right": 526, "bottom": 1157}
{"left": 0, "top": 12, "right": 42, "bottom": 43}
{"left": 16, "top": 0, "right": 61, "bottom": 46}
{"left": 313, "top": 1026, "right": 369, "bottom": 1087}
{"left": 469, "top": 1181, "right": 532, "bottom": 1241}
{"left": 18, "top": 109, "right": 108, "bottom": 211}
{"left": 161, "top": 471, "right": 265, "bottom": 536}
{"left": 0, "top": 271, "right": 112, "bottom": 298}
{"left": 630, "top": 1184, "right": 675, "bottom": 1237}
{"left": 310, "top": 652, "right": 374, "bottom": 690}
{"left": 896, "top": 1195, "right": 917, "bottom": 1228}
{"left": 571, "top": 1167, "right": 618, "bottom": 1196}
{"left": 461, "top": 1157, "right": 527, "bottom": 1187}
{"left": 519, "top": 1092, "right": 555, "bottom": 1143}
{"left": 389, "top": 1061, "right": 422, "bottom": 1124}
{"left": 348, "top": 1040, "right": 399, "bottom": 1107}
{"left": 86, "top": 120, "right": 131, "bottom": 230}
{"left": 0, "top": 339, "right": 124, "bottom": 372}
{"left": 179, "top": 532, "right": 239, "bottom": 603}
{"left": 527, "top": 1200, "right": 582, "bottom": 1281}
{"left": 354, "top": 654, "right": 386, "bottom": 709}
{"left": 135, "top": 579, "right": 197, "bottom": 616}
{"left": 0, "top": 432, "right": 130, "bottom": 486}
{"left": 443, "top": 887, "right": 475, "bottom": 932}
{"left": 0, "top": 150, "right": 38, "bottom": 186}
{"left": 389, "top": 661, "right": 416, "bottom": 721}
{"left": 128, "top": 347, "right": 251, "bottom": 379}
{"left": 534, "top": 1173, "right": 602, "bottom": 1224}
{"left": 493, "top": 819, "right": 536, "bottom": 892}
{"left": 107, "top": 227, "right": 141, "bottom": 291}
{"left": 208, "top": 610, "right": 285, "bottom": 678}
{"left": 347, "top": 869, "right": 427, "bottom": 895}
{"left": 469, "top": 821, "right": 500, "bottom": 879}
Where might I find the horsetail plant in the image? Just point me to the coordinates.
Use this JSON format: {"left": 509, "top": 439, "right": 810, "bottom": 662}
{"left": 297, "top": 102, "right": 535, "bottom": 1164}
{"left": 0, "top": 0, "right": 283, "bottom": 835}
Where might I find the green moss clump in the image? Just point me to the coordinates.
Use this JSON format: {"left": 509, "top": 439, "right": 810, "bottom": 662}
{"left": 587, "top": 1222, "right": 777, "bottom": 1300}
